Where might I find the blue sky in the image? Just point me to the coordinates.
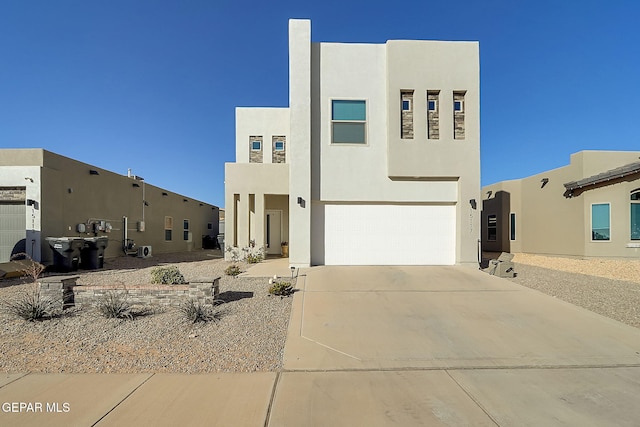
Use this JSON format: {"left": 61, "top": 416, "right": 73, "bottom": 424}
{"left": 1, "top": 1, "right": 638, "bottom": 208}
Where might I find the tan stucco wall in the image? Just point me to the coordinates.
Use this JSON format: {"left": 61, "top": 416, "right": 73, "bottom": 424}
{"left": 1, "top": 149, "right": 219, "bottom": 265}
{"left": 482, "top": 151, "right": 640, "bottom": 259}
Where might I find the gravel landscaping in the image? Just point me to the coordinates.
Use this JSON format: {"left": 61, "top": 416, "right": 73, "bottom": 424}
{"left": 1, "top": 250, "right": 640, "bottom": 373}
{"left": 0, "top": 250, "right": 293, "bottom": 373}
{"left": 509, "top": 254, "right": 640, "bottom": 329}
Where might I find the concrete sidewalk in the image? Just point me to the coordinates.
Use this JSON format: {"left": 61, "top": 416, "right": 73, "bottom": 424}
{"left": 2, "top": 265, "right": 640, "bottom": 426}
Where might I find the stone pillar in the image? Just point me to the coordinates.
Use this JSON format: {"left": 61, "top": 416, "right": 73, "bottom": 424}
{"left": 38, "top": 275, "right": 79, "bottom": 310}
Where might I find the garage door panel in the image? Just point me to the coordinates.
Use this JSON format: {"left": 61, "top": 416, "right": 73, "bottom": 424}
{"left": 0, "top": 203, "right": 26, "bottom": 262}
{"left": 324, "top": 204, "right": 455, "bottom": 265}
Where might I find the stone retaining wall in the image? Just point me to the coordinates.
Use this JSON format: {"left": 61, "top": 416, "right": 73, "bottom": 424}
{"left": 38, "top": 276, "right": 220, "bottom": 310}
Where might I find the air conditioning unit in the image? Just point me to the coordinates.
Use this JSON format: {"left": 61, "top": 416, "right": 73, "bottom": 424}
{"left": 137, "top": 246, "right": 152, "bottom": 258}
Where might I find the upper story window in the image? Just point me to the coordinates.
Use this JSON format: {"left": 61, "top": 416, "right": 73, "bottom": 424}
{"left": 275, "top": 141, "right": 285, "bottom": 151}
{"left": 251, "top": 141, "right": 262, "bottom": 151}
{"left": 631, "top": 191, "right": 640, "bottom": 240}
{"left": 331, "top": 100, "right": 366, "bottom": 144}
{"left": 428, "top": 100, "right": 437, "bottom": 111}
{"left": 454, "top": 100, "right": 464, "bottom": 112}
{"left": 402, "top": 100, "right": 411, "bottom": 111}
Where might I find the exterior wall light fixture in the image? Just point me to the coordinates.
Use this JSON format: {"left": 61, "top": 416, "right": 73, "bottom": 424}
{"left": 541, "top": 178, "right": 549, "bottom": 188}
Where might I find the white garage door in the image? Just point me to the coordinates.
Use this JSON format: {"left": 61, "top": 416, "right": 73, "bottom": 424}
{"left": 324, "top": 204, "right": 456, "bottom": 265}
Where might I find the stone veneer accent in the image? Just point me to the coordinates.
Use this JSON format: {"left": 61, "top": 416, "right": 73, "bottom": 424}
{"left": 427, "top": 91, "right": 440, "bottom": 140}
{"left": 249, "top": 136, "right": 263, "bottom": 163}
{"left": 401, "top": 91, "right": 414, "bottom": 139}
{"left": 0, "top": 187, "right": 26, "bottom": 202}
{"left": 272, "top": 136, "right": 286, "bottom": 163}
{"left": 454, "top": 91, "right": 466, "bottom": 140}
{"left": 38, "top": 276, "right": 221, "bottom": 310}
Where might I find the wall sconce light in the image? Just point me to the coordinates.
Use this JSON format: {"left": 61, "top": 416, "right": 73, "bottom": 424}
{"left": 26, "top": 199, "right": 36, "bottom": 206}
{"left": 486, "top": 190, "right": 492, "bottom": 198}
{"left": 67, "top": 188, "right": 73, "bottom": 194}
{"left": 132, "top": 183, "right": 140, "bottom": 188}
{"left": 89, "top": 170, "right": 100, "bottom": 175}
{"left": 469, "top": 199, "right": 477, "bottom": 210}
{"left": 541, "top": 178, "right": 549, "bottom": 188}
{"left": 144, "top": 201, "right": 149, "bottom": 206}
{"left": 297, "top": 197, "right": 305, "bottom": 208}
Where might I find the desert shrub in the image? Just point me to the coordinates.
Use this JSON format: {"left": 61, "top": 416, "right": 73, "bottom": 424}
{"left": 178, "top": 298, "right": 223, "bottom": 323}
{"left": 225, "top": 264, "right": 241, "bottom": 277}
{"left": 2, "top": 285, "right": 60, "bottom": 321}
{"left": 245, "top": 252, "right": 263, "bottom": 264}
{"left": 10, "top": 253, "right": 45, "bottom": 283}
{"left": 151, "top": 266, "right": 186, "bottom": 285}
{"left": 96, "top": 291, "right": 135, "bottom": 320}
{"left": 268, "top": 281, "right": 294, "bottom": 297}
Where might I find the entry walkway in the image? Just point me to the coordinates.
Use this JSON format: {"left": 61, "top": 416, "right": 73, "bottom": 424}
{"left": 2, "top": 266, "right": 640, "bottom": 426}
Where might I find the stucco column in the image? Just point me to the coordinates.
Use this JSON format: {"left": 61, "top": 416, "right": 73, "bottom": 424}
{"left": 255, "top": 193, "right": 265, "bottom": 251}
{"left": 237, "top": 193, "right": 249, "bottom": 248}
{"left": 288, "top": 19, "right": 312, "bottom": 268}
{"left": 224, "top": 187, "right": 235, "bottom": 260}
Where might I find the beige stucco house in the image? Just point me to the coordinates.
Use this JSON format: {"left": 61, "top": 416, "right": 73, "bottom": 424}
{"left": 0, "top": 149, "right": 219, "bottom": 265}
{"left": 225, "top": 19, "right": 481, "bottom": 267}
{"left": 482, "top": 150, "right": 640, "bottom": 259}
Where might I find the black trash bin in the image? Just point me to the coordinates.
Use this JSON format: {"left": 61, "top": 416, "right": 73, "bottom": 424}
{"left": 81, "top": 237, "right": 109, "bottom": 269}
{"left": 46, "top": 237, "right": 84, "bottom": 272}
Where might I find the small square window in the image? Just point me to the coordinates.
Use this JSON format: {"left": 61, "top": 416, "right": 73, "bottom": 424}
{"left": 275, "top": 141, "right": 285, "bottom": 151}
{"left": 251, "top": 141, "right": 261, "bottom": 151}
{"left": 428, "top": 100, "right": 437, "bottom": 111}
{"left": 454, "top": 101, "right": 464, "bottom": 112}
{"left": 402, "top": 100, "right": 411, "bottom": 111}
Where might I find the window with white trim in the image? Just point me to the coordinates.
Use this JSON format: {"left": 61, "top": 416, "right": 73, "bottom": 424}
{"left": 183, "top": 219, "right": 190, "bottom": 241}
{"left": 591, "top": 203, "right": 610, "bottom": 241}
{"left": 331, "top": 100, "right": 366, "bottom": 144}
{"left": 631, "top": 191, "right": 640, "bottom": 240}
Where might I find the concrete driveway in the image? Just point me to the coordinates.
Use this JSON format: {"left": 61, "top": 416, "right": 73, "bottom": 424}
{"left": 271, "top": 265, "right": 640, "bottom": 426}
{"left": 3, "top": 265, "right": 640, "bottom": 426}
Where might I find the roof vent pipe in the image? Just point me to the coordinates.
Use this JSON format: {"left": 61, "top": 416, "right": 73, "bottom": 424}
{"left": 127, "top": 168, "right": 132, "bottom": 178}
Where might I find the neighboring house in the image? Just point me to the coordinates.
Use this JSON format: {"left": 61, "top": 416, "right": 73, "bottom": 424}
{"left": 482, "top": 150, "right": 640, "bottom": 259}
{"left": 0, "top": 149, "right": 219, "bottom": 265}
{"left": 224, "top": 19, "right": 480, "bottom": 267}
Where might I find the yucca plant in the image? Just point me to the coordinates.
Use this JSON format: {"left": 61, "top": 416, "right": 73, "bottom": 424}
{"left": 3, "top": 285, "right": 60, "bottom": 321}
{"left": 178, "top": 298, "right": 223, "bottom": 323}
{"left": 96, "top": 291, "right": 134, "bottom": 320}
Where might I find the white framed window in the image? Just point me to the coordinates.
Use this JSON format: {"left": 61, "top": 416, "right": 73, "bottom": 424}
{"left": 251, "top": 141, "right": 261, "bottom": 151}
{"left": 428, "top": 99, "right": 437, "bottom": 112}
{"left": 631, "top": 191, "right": 640, "bottom": 240}
{"left": 331, "top": 99, "right": 367, "bottom": 144}
{"left": 275, "top": 141, "right": 285, "bottom": 151}
{"left": 487, "top": 215, "right": 497, "bottom": 241}
{"left": 183, "top": 219, "right": 190, "bottom": 241}
{"left": 454, "top": 100, "right": 464, "bottom": 112}
{"left": 402, "top": 99, "right": 411, "bottom": 111}
{"left": 591, "top": 203, "right": 610, "bottom": 241}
